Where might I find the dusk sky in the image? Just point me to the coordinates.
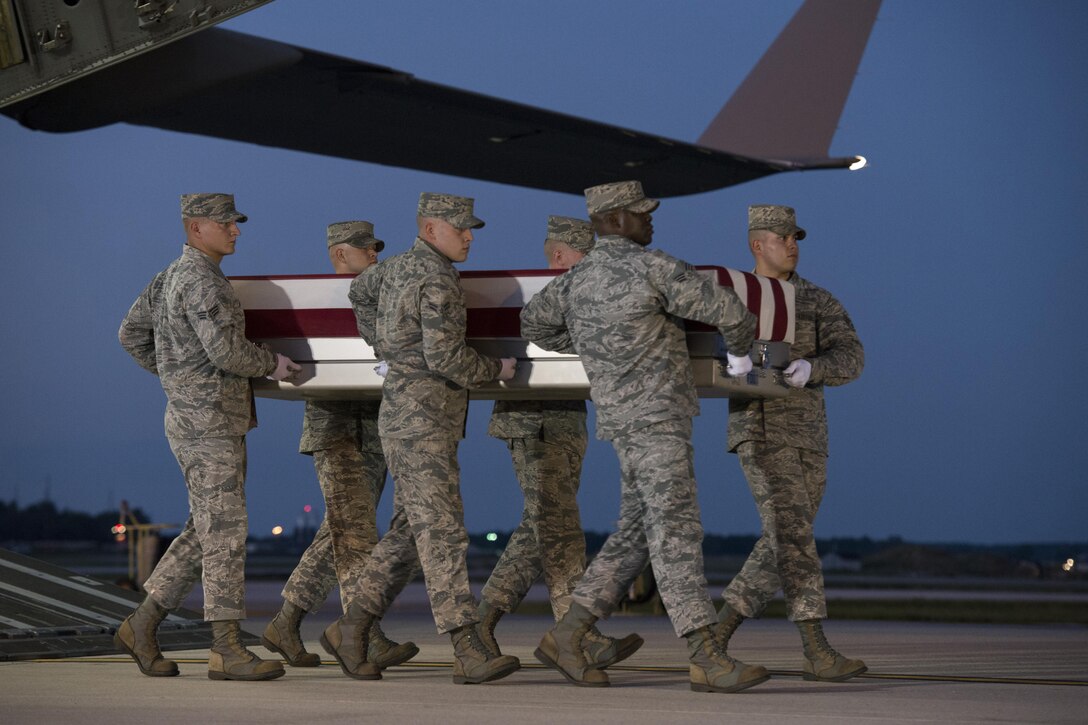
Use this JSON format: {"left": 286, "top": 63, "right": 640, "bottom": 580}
{"left": 1, "top": 1, "right": 1085, "bottom": 546}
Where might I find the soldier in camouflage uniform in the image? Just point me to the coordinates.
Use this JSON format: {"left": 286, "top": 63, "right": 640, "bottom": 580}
{"left": 717, "top": 205, "right": 867, "bottom": 682}
{"left": 520, "top": 181, "right": 769, "bottom": 693}
{"left": 478, "top": 216, "right": 643, "bottom": 670}
{"left": 260, "top": 221, "right": 418, "bottom": 672}
{"left": 318, "top": 192, "right": 519, "bottom": 684}
{"left": 117, "top": 193, "right": 301, "bottom": 682}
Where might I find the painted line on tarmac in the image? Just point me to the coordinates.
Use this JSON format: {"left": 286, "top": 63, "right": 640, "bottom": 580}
{"left": 25, "top": 657, "right": 1088, "bottom": 687}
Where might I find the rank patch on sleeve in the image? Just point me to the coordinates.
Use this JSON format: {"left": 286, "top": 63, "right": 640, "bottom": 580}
{"left": 196, "top": 303, "right": 221, "bottom": 321}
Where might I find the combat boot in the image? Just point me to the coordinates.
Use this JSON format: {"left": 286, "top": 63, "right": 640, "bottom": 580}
{"left": 114, "top": 595, "right": 179, "bottom": 677}
{"left": 207, "top": 620, "right": 286, "bottom": 681}
{"left": 716, "top": 601, "right": 746, "bottom": 651}
{"left": 582, "top": 624, "right": 644, "bottom": 669}
{"left": 534, "top": 602, "right": 609, "bottom": 687}
{"left": 685, "top": 625, "right": 769, "bottom": 693}
{"left": 368, "top": 619, "right": 419, "bottom": 669}
{"left": 450, "top": 623, "right": 521, "bottom": 684}
{"left": 319, "top": 603, "right": 381, "bottom": 680}
{"left": 261, "top": 601, "right": 320, "bottom": 667}
{"left": 476, "top": 599, "right": 506, "bottom": 656}
{"left": 796, "top": 619, "right": 867, "bottom": 681}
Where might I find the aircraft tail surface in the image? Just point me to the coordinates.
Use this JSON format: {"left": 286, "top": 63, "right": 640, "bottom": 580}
{"left": 698, "top": 0, "right": 881, "bottom": 164}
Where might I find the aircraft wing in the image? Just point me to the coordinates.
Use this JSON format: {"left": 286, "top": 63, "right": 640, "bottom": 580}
{"left": 2, "top": 1, "right": 880, "bottom": 198}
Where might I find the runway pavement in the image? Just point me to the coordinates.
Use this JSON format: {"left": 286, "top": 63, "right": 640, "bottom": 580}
{"left": 2, "top": 597, "right": 1085, "bottom": 724}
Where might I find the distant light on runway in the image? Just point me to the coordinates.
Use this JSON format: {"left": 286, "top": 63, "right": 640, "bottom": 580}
{"left": 849, "top": 156, "right": 868, "bottom": 171}
{"left": 272, "top": 525, "right": 284, "bottom": 536}
{"left": 1062, "top": 558, "right": 1074, "bottom": 572}
{"left": 486, "top": 532, "right": 498, "bottom": 542}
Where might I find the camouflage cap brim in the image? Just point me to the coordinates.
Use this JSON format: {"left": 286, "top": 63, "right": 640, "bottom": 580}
{"left": 449, "top": 213, "right": 485, "bottom": 230}
{"left": 625, "top": 197, "right": 660, "bottom": 214}
{"left": 346, "top": 237, "right": 386, "bottom": 252}
{"left": 765, "top": 223, "right": 806, "bottom": 241}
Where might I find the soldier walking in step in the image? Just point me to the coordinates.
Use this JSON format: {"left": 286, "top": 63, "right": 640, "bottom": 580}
{"left": 117, "top": 193, "right": 301, "bottom": 681}
{"left": 261, "top": 221, "right": 417, "bottom": 672}
{"left": 478, "top": 215, "right": 642, "bottom": 669}
{"left": 716, "top": 205, "right": 867, "bottom": 682}
{"left": 520, "top": 181, "right": 769, "bottom": 693}
{"left": 318, "top": 193, "right": 519, "bottom": 683}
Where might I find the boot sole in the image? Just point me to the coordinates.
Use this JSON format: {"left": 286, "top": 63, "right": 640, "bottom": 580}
{"left": 113, "top": 630, "right": 179, "bottom": 678}
{"left": 372, "top": 643, "right": 421, "bottom": 670}
{"left": 260, "top": 635, "right": 321, "bottom": 667}
{"left": 690, "top": 672, "right": 770, "bottom": 693}
{"left": 319, "top": 633, "right": 382, "bottom": 680}
{"left": 207, "top": 668, "right": 285, "bottom": 681}
{"left": 588, "top": 634, "right": 645, "bottom": 670}
{"left": 452, "top": 658, "right": 521, "bottom": 685}
{"left": 803, "top": 664, "right": 868, "bottom": 682}
{"left": 533, "top": 647, "right": 609, "bottom": 687}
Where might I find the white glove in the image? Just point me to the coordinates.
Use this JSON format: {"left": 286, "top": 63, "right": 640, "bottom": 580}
{"left": 374, "top": 361, "right": 389, "bottom": 378}
{"left": 725, "top": 352, "right": 752, "bottom": 377}
{"left": 497, "top": 357, "right": 518, "bottom": 381}
{"left": 270, "top": 353, "right": 302, "bottom": 382}
{"left": 784, "top": 359, "right": 812, "bottom": 388}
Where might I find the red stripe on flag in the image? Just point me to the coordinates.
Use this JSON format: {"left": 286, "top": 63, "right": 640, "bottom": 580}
{"left": 245, "top": 307, "right": 525, "bottom": 339}
{"left": 769, "top": 279, "right": 788, "bottom": 341}
{"left": 245, "top": 309, "right": 357, "bottom": 338}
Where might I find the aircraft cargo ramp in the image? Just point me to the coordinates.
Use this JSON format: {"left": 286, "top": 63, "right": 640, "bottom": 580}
{"left": 0, "top": 548, "right": 257, "bottom": 661}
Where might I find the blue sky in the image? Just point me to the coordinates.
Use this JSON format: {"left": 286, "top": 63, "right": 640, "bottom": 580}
{"left": 1, "top": 1, "right": 1086, "bottom": 545}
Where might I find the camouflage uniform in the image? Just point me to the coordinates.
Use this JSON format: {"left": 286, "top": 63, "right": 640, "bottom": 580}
{"left": 483, "top": 400, "right": 588, "bottom": 619}
{"left": 279, "top": 400, "right": 387, "bottom": 613}
{"left": 280, "top": 220, "right": 390, "bottom": 613}
{"left": 119, "top": 197, "right": 276, "bottom": 621}
{"left": 723, "top": 272, "right": 863, "bottom": 621}
{"left": 481, "top": 216, "right": 596, "bottom": 620}
{"left": 347, "top": 205, "right": 501, "bottom": 634}
{"left": 521, "top": 206, "right": 756, "bottom": 636}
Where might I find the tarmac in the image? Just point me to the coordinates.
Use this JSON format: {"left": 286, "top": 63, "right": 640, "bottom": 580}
{"left": 1, "top": 581, "right": 1085, "bottom": 724}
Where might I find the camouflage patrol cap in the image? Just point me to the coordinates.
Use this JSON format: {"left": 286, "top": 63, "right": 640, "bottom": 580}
{"left": 584, "top": 180, "right": 659, "bottom": 216}
{"left": 546, "top": 215, "right": 595, "bottom": 254}
{"left": 180, "top": 193, "right": 247, "bottom": 223}
{"left": 748, "top": 204, "right": 806, "bottom": 241}
{"left": 327, "top": 220, "right": 385, "bottom": 251}
{"left": 417, "top": 192, "right": 485, "bottom": 229}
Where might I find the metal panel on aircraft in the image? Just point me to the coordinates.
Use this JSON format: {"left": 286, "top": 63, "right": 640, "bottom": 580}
{"left": 0, "top": 548, "right": 255, "bottom": 661}
{"left": 0, "top": 0, "right": 274, "bottom": 107}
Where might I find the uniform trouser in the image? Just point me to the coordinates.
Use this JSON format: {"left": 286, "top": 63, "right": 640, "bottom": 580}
{"left": 351, "top": 437, "right": 474, "bottom": 634}
{"left": 481, "top": 437, "right": 587, "bottom": 620}
{"left": 572, "top": 419, "right": 716, "bottom": 638}
{"left": 722, "top": 442, "right": 828, "bottom": 621}
{"left": 281, "top": 446, "right": 388, "bottom": 613}
{"left": 144, "top": 436, "right": 248, "bottom": 621}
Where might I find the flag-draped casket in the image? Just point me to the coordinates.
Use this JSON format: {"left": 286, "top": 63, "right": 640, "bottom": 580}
{"left": 232, "top": 266, "right": 794, "bottom": 401}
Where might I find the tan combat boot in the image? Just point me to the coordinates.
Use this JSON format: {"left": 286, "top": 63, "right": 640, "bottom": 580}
{"left": 319, "top": 603, "right": 381, "bottom": 680}
{"left": 450, "top": 623, "right": 521, "bottom": 684}
{"left": 261, "top": 601, "right": 320, "bottom": 667}
{"left": 114, "top": 595, "right": 179, "bottom": 677}
{"left": 685, "top": 625, "right": 769, "bottom": 693}
{"left": 207, "top": 620, "right": 285, "bottom": 681}
{"left": 534, "top": 602, "right": 609, "bottom": 687}
{"left": 716, "top": 600, "right": 746, "bottom": 651}
{"left": 368, "top": 619, "right": 419, "bottom": 669}
{"left": 476, "top": 599, "right": 506, "bottom": 656}
{"left": 796, "top": 619, "right": 867, "bottom": 681}
{"left": 582, "top": 625, "right": 644, "bottom": 669}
